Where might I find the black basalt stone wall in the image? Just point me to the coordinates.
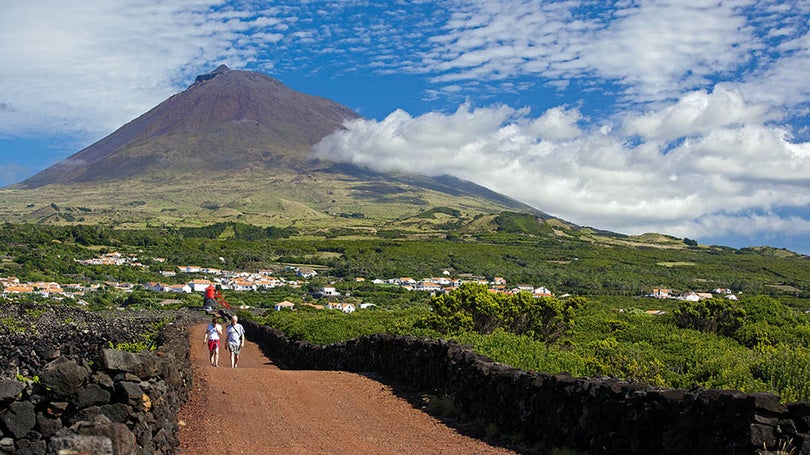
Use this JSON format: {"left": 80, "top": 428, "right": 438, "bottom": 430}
{"left": 0, "top": 303, "right": 195, "bottom": 455}
{"left": 244, "top": 320, "right": 810, "bottom": 455}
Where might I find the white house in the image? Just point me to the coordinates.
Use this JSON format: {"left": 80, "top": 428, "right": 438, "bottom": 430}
{"left": 256, "top": 277, "right": 284, "bottom": 289}
{"left": 417, "top": 282, "right": 442, "bottom": 293}
{"left": 297, "top": 268, "right": 318, "bottom": 278}
{"left": 316, "top": 286, "right": 340, "bottom": 297}
{"left": 650, "top": 288, "right": 671, "bottom": 299}
{"left": 532, "top": 287, "right": 553, "bottom": 297}
{"left": 340, "top": 303, "right": 356, "bottom": 314}
{"left": 166, "top": 284, "right": 192, "bottom": 293}
{"left": 274, "top": 300, "right": 296, "bottom": 311}
{"left": 433, "top": 277, "right": 452, "bottom": 286}
{"left": 230, "top": 278, "right": 257, "bottom": 292}
{"left": 188, "top": 279, "right": 217, "bottom": 292}
{"left": 144, "top": 282, "right": 164, "bottom": 292}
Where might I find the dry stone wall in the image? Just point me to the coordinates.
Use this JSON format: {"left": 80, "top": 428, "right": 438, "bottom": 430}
{"left": 244, "top": 320, "right": 810, "bottom": 455}
{"left": 0, "top": 303, "right": 195, "bottom": 455}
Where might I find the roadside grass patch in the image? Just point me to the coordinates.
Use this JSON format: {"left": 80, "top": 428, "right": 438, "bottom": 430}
{"left": 421, "top": 393, "right": 457, "bottom": 417}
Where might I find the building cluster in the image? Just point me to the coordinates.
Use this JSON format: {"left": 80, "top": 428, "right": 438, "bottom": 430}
{"left": 3, "top": 252, "right": 560, "bottom": 310}
{"left": 648, "top": 287, "right": 738, "bottom": 301}
{"left": 371, "top": 274, "right": 554, "bottom": 297}
{"left": 2, "top": 251, "right": 748, "bottom": 313}
{"left": 145, "top": 265, "right": 316, "bottom": 294}
{"left": 75, "top": 252, "right": 149, "bottom": 267}
{"left": 0, "top": 276, "right": 106, "bottom": 303}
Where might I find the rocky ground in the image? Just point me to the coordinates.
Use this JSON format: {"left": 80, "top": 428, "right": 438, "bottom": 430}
{"left": 0, "top": 302, "right": 194, "bottom": 454}
{"left": 0, "top": 302, "right": 176, "bottom": 380}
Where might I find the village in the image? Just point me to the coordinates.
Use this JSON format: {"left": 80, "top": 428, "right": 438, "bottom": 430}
{"left": 0, "top": 251, "right": 738, "bottom": 310}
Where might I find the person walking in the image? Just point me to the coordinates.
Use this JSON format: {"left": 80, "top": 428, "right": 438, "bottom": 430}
{"left": 203, "top": 284, "right": 219, "bottom": 311}
{"left": 226, "top": 315, "right": 245, "bottom": 368}
{"left": 204, "top": 315, "right": 223, "bottom": 367}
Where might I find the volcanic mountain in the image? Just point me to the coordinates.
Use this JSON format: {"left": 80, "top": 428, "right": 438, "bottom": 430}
{"left": 19, "top": 65, "right": 360, "bottom": 186}
{"left": 2, "top": 65, "right": 545, "bottom": 230}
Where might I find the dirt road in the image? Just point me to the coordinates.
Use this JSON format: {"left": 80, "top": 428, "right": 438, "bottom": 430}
{"left": 176, "top": 324, "right": 518, "bottom": 454}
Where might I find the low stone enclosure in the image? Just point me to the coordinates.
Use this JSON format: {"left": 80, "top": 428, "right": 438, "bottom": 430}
{"left": 243, "top": 319, "right": 810, "bottom": 455}
{"left": 0, "top": 303, "right": 196, "bottom": 454}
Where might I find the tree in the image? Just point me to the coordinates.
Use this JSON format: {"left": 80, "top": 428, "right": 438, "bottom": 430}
{"left": 504, "top": 293, "right": 581, "bottom": 345}
{"left": 423, "top": 283, "right": 581, "bottom": 345}
{"left": 673, "top": 298, "right": 745, "bottom": 337}
{"left": 421, "top": 286, "right": 474, "bottom": 333}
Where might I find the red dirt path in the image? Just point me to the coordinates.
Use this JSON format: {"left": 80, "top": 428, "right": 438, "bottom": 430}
{"left": 176, "top": 323, "right": 519, "bottom": 454}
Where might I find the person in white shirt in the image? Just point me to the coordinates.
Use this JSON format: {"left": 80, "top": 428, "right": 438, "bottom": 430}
{"left": 204, "top": 315, "right": 223, "bottom": 367}
{"left": 226, "top": 315, "right": 246, "bottom": 368}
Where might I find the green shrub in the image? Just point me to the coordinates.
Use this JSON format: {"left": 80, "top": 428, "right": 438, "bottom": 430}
{"left": 673, "top": 298, "right": 745, "bottom": 337}
{"left": 422, "top": 283, "right": 580, "bottom": 345}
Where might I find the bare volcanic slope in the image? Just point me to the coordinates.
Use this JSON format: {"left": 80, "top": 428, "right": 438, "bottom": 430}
{"left": 18, "top": 65, "right": 360, "bottom": 187}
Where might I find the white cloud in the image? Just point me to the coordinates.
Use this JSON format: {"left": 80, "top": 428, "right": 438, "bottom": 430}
{"left": 667, "top": 212, "right": 810, "bottom": 241}
{"left": 0, "top": 0, "right": 291, "bottom": 139}
{"left": 315, "top": 99, "right": 810, "bottom": 242}
{"left": 623, "top": 86, "right": 771, "bottom": 141}
{"left": 531, "top": 107, "right": 583, "bottom": 141}
{"left": 582, "top": 0, "right": 753, "bottom": 101}
{"left": 735, "top": 31, "right": 810, "bottom": 109}
{"left": 419, "top": 1, "right": 592, "bottom": 83}
{"left": 410, "top": 0, "right": 771, "bottom": 105}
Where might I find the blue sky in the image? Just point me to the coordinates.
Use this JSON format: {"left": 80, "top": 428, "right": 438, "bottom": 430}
{"left": 1, "top": 0, "right": 809, "bottom": 254}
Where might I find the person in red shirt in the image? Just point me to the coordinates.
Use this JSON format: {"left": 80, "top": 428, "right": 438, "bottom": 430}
{"left": 204, "top": 284, "right": 218, "bottom": 310}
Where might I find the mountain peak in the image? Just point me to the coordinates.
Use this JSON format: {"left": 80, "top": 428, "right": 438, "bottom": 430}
{"left": 194, "top": 64, "right": 231, "bottom": 84}
{"left": 18, "top": 66, "right": 361, "bottom": 188}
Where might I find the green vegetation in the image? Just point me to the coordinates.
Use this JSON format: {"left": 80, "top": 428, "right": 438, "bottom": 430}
{"left": 108, "top": 340, "right": 152, "bottom": 353}
{"left": 421, "top": 283, "right": 583, "bottom": 345}
{"left": 0, "top": 316, "right": 26, "bottom": 333}
{"left": 674, "top": 298, "right": 746, "bottom": 337}
{"left": 15, "top": 374, "right": 39, "bottom": 384}
{"left": 257, "top": 288, "right": 810, "bottom": 402}
{"left": 0, "top": 221, "right": 808, "bottom": 401}
{"left": 416, "top": 207, "right": 461, "bottom": 219}
{"left": 494, "top": 212, "right": 551, "bottom": 235}
{"left": 261, "top": 306, "right": 429, "bottom": 345}
{"left": 0, "top": 222, "right": 807, "bottom": 299}
{"left": 107, "top": 318, "right": 170, "bottom": 352}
